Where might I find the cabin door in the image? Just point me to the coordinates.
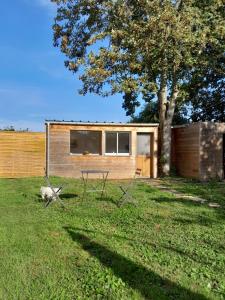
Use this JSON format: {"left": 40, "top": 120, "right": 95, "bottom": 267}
{"left": 136, "top": 133, "right": 152, "bottom": 177}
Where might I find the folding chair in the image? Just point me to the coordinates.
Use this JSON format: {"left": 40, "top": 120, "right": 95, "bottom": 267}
{"left": 118, "top": 168, "right": 142, "bottom": 207}
{"left": 43, "top": 175, "right": 65, "bottom": 208}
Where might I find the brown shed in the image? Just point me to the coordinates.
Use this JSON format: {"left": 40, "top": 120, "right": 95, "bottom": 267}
{"left": 172, "top": 122, "right": 225, "bottom": 181}
{"left": 46, "top": 121, "right": 159, "bottom": 179}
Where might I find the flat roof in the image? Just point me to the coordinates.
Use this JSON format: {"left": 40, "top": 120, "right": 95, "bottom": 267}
{"left": 45, "top": 120, "right": 159, "bottom": 127}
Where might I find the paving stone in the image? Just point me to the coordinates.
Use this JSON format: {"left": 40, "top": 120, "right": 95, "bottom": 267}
{"left": 208, "top": 203, "right": 221, "bottom": 208}
{"left": 181, "top": 195, "right": 207, "bottom": 203}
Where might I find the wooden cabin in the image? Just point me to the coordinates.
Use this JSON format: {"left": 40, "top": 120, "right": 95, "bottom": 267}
{"left": 171, "top": 122, "right": 225, "bottom": 181}
{"left": 46, "top": 121, "right": 159, "bottom": 179}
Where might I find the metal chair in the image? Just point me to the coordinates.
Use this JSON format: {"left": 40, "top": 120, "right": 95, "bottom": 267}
{"left": 118, "top": 168, "right": 142, "bottom": 207}
{"left": 43, "top": 175, "right": 65, "bottom": 208}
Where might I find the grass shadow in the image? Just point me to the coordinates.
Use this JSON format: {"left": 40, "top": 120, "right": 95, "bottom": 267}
{"left": 68, "top": 226, "right": 223, "bottom": 271}
{"left": 96, "top": 195, "right": 120, "bottom": 206}
{"left": 60, "top": 193, "right": 78, "bottom": 200}
{"left": 173, "top": 215, "right": 220, "bottom": 226}
{"left": 35, "top": 193, "right": 44, "bottom": 203}
{"left": 64, "top": 226, "right": 208, "bottom": 300}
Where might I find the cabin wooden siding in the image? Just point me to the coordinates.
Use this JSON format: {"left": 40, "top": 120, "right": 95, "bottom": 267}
{"left": 200, "top": 122, "right": 225, "bottom": 180}
{"left": 0, "top": 131, "right": 45, "bottom": 178}
{"left": 171, "top": 123, "right": 201, "bottom": 179}
{"left": 172, "top": 122, "right": 225, "bottom": 180}
{"left": 47, "top": 123, "right": 158, "bottom": 179}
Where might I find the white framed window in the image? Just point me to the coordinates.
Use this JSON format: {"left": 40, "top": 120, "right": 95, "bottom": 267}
{"left": 105, "top": 132, "right": 131, "bottom": 155}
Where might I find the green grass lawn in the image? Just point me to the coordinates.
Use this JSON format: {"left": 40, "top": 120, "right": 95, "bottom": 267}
{"left": 0, "top": 177, "right": 224, "bottom": 300}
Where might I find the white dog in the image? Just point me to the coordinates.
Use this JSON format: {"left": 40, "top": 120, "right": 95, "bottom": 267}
{"left": 40, "top": 186, "right": 62, "bottom": 201}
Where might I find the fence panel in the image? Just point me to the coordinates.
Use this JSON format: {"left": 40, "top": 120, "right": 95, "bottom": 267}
{"left": 0, "top": 131, "right": 45, "bottom": 178}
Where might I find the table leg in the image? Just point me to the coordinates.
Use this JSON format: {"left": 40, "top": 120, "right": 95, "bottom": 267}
{"left": 101, "top": 172, "right": 108, "bottom": 199}
{"left": 82, "top": 172, "right": 88, "bottom": 200}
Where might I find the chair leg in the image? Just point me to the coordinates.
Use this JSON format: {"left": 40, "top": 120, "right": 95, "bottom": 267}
{"left": 45, "top": 198, "right": 52, "bottom": 208}
{"left": 118, "top": 192, "right": 137, "bottom": 207}
{"left": 117, "top": 192, "right": 126, "bottom": 207}
{"left": 45, "top": 188, "right": 65, "bottom": 208}
{"left": 118, "top": 184, "right": 138, "bottom": 207}
{"left": 43, "top": 175, "right": 65, "bottom": 208}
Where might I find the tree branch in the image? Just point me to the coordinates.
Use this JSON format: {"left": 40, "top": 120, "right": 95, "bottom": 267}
{"left": 175, "top": 0, "right": 182, "bottom": 10}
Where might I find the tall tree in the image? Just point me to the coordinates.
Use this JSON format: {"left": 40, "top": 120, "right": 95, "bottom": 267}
{"left": 52, "top": 0, "right": 224, "bottom": 175}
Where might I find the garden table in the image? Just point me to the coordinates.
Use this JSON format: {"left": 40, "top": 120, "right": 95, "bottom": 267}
{"left": 81, "top": 170, "right": 109, "bottom": 200}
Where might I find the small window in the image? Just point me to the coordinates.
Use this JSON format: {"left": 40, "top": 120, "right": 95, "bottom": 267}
{"left": 70, "top": 130, "right": 101, "bottom": 155}
{"left": 137, "top": 133, "right": 151, "bottom": 155}
{"left": 105, "top": 132, "right": 130, "bottom": 155}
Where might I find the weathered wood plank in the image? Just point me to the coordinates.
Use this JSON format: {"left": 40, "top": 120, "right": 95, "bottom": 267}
{"left": 0, "top": 132, "right": 45, "bottom": 178}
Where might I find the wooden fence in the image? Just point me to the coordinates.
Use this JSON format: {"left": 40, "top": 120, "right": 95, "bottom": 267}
{"left": 171, "top": 123, "right": 201, "bottom": 179}
{"left": 0, "top": 131, "right": 45, "bottom": 178}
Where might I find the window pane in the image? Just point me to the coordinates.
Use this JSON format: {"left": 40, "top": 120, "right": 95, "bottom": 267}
{"left": 70, "top": 131, "right": 101, "bottom": 154}
{"left": 137, "top": 133, "right": 151, "bottom": 155}
{"left": 118, "top": 132, "right": 130, "bottom": 153}
{"left": 106, "top": 132, "right": 117, "bottom": 153}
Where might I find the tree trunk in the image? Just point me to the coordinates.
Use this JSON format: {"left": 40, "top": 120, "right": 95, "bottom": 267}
{"left": 160, "top": 122, "right": 172, "bottom": 176}
{"left": 158, "top": 75, "right": 179, "bottom": 176}
{"left": 158, "top": 70, "right": 167, "bottom": 160}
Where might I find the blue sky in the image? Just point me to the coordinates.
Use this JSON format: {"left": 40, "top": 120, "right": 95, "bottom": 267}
{"left": 0, "top": 0, "right": 129, "bottom": 131}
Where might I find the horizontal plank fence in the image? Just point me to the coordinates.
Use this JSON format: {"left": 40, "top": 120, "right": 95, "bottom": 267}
{"left": 0, "top": 131, "right": 46, "bottom": 178}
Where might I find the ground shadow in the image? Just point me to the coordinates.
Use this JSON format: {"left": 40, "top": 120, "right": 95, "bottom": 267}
{"left": 96, "top": 195, "right": 120, "bottom": 206}
{"left": 60, "top": 193, "right": 78, "bottom": 199}
{"left": 64, "top": 226, "right": 208, "bottom": 300}
{"left": 35, "top": 193, "right": 43, "bottom": 203}
{"left": 68, "top": 226, "right": 223, "bottom": 272}
{"left": 35, "top": 193, "right": 78, "bottom": 203}
{"left": 172, "top": 215, "right": 221, "bottom": 226}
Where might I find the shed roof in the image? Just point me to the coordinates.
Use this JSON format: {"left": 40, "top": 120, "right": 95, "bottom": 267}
{"left": 45, "top": 120, "right": 159, "bottom": 127}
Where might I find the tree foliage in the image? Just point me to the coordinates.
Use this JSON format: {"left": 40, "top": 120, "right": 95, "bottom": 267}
{"left": 186, "top": 45, "right": 225, "bottom": 122}
{"left": 131, "top": 102, "right": 189, "bottom": 125}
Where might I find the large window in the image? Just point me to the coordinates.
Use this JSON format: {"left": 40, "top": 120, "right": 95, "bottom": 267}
{"left": 70, "top": 130, "right": 101, "bottom": 154}
{"left": 105, "top": 132, "right": 130, "bottom": 155}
